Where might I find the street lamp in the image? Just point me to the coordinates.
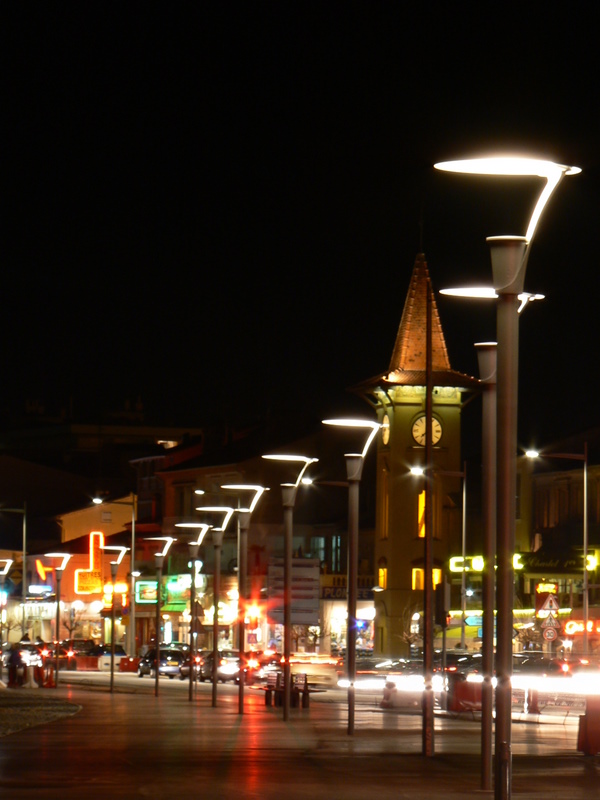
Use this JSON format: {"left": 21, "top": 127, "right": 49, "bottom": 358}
{"left": 145, "top": 537, "right": 175, "bottom": 697}
{"left": 175, "top": 522, "right": 210, "bottom": 702}
{"left": 195, "top": 506, "right": 236, "bottom": 708}
{"left": 101, "top": 545, "right": 128, "bottom": 693}
{"left": 322, "top": 419, "right": 380, "bottom": 735}
{"left": 435, "top": 154, "right": 580, "bottom": 800}
{"left": 221, "top": 484, "right": 267, "bottom": 714}
{"left": 410, "top": 463, "right": 467, "bottom": 647}
{"left": 525, "top": 445, "right": 589, "bottom": 653}
{"left": 45, "top": 553, "right": 71, "bottom": 688}
{"left": 0, "top": 559, "right": 13, "bottom": 688}
{"left": 93, "top": 494, "right": 138, "bottom": 657}
{"left": 1, "top": 506, "right": 27, "bottom": 641}
{"left": 476, "top": 341, "right": 497, "bottom": 792}
{"left": 262, "top": 454, "right": 318, "bottom": 721}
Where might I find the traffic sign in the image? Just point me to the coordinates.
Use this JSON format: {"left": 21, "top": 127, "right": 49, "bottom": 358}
{"left": 543, "top": 627, "right": 558, "bottom": 642}
{"left": 541, "top": 594, "right": 560, "bottom": 613}
{"left": 541, "top": 612, "right": 561, "bottom": 629}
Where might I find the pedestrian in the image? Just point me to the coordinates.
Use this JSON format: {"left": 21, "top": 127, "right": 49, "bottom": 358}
{"left": 7, "top": 643, "right": 23, "bottom": 688}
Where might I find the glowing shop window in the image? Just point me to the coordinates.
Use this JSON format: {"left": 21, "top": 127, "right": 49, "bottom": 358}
{"left": 378, "top": 567, "right": 388, "bottom": 590}
{"left": 417, "top": 490, "right": 425, "bottom": 538}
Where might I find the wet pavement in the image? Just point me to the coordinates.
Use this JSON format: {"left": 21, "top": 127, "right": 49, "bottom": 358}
{"left": 0, "top": 681, "right": 598, "bottom": 800}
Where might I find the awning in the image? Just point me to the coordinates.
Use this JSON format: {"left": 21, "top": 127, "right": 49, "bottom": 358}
{"left": 160, "top": 602, "right": 187, "bottom": 614}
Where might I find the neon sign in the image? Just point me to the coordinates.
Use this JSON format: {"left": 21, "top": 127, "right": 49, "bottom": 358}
{"left": 74, "top": 531, "right": 104, "bottom": 595}
{"left": 564, "top": 620, "right": 600, "bottom": 636}
{"left": 449, "top": 554, "right": 523, "bottom": 572}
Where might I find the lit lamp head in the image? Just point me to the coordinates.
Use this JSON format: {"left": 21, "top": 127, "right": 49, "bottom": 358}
{"left": 434, "top": 156, "right": 581, "bottom": 244}
{"left": 221, "top": 484, "right": 268, "bottom": 514}
{"left": 175, "top": 522, "right": 211, "bottom": 558}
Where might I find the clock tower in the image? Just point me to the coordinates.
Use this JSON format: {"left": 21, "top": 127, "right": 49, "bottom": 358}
{"left": 354, "top": 253, "right": 479, "bottom": 656}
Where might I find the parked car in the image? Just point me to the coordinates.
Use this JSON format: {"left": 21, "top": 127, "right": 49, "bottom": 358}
{"left": 182, "top": 649, "right": 245, "bottom": 683}
{"left": 138, "top": 647, "right": 186, "bottom": 679}
{"left": 61, "top": 638, "right": 96, "bottom": 656}
{"left": 179, "top": 651, "right": 203, "bottom": 681}
{"left": 88, "top": 643, "right": 127, "bottom": 658}
{"left": 41, "top": 645, "right": 78, "bottom": 670}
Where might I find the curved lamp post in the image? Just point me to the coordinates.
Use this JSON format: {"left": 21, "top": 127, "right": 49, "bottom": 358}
{"left": 322, "top": 419, "right": 380, "bottom": 735}
{"left": 145, "top": 537, "right": 175, "bottom": 697}
{"left": 262, "top": 454, "right": 318, "bottom": 721}
{"left": 476, "top": 341, "right": 497, "bottom": 791}
{"left": 101, "top": 545, "right": 129, "bottom": 693}
{"left": 0, "top": 559, "right": 13, "bottom": 688}
{"left": 195, "top": 506, "right": 235, "bottom": 708}
{"left": 175, "top": 522, "right": 210, "bottom": 701}
{"left": 221, "top": 484, "right": 267, "bottom": 714}
{"left": 1, "top": 506, "right": 27, "bottom": 641}
{"left": 93, "top": 494, "right": 138, "bottom": 657}
{"left": 526, "top": 445, "right": 589, "bottom": 653}
{"left": 44, "top": 553, "right": 71, "bottom": 688}
{"left": 435, "top": 155, "right": 580, "bottom": 800}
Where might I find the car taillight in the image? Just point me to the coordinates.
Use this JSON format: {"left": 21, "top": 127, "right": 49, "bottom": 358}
{"left": 194, "top": 656, "right": 201, "bottom": 665}
{"left": 41, "top": 648, "right": 50, "bottom": 658}
{"left": 67, "top": 650, "right": 75, "bottom": 658}
{"left": 247, "top": 658, "right": 259, "bottom": 670}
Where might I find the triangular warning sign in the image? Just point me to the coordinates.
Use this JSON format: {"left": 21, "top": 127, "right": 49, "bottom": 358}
{"left": 541, "top": 594, "right": 560, "bottom": 612}
{"left": 541, "top": 612, "right": 562, "bottom": 629}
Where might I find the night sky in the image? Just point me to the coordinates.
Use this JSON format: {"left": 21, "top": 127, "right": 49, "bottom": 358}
{"left": 5, "top": 5, "right": 599, "bottom": 451}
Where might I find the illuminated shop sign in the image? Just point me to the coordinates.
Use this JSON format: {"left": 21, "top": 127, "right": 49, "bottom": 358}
{"left": 449, "top": 553, "right": 598, "bottom": 574}
{"left": 136, "top": 580, "right": 158, "bottom": 604}
{"left": 74, "top": 531, "right": 104, "bottom": 595}
{"left": 449, "top": 555, "right": 524, "bottom": 572}
{"left": 564, "top": 620, "right": 600, "bottom": 636}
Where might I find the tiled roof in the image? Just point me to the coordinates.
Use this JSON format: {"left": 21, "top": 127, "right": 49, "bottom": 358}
{"left": 354, "top": 253, "right": 479, "bottom": 393}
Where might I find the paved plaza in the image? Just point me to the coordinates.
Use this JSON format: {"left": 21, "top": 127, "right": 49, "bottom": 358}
{"left": 0, "top": 681, "right": 598, "bottom": 800}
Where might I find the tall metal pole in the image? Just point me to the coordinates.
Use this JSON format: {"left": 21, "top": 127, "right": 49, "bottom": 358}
{"left": 476, "top": 342, "right": 497, "bottom": 792}
{"left": 345, "top": 454, "right": 364, "bottom": 736}
{"left": 130, "top": 499, "right": 136, "bottom": 658}
{"left": 110, "top": 561, "right": 118, "bottom": 693}
{"left": 22, "top": 505, "right": 27, "bottom": 640}
{"left": 212, "top": 529, "right": 223, "bottom": 708}
{"left": 237, "top": 511, "right": 250, "bottom": 715}
{"left": 583, "top": 443, "right": 589, "bottom": 655}
{"left": 154, "top": 554, "right": 163, "bottom": 698}
{"left": 460, "top": 463, "right": 467, "bottom": 649}
{"left": 422, "top": 277, "right": 435, "bottom": 757}
{"left": 490, "top": 236, "right": 527, "bottom": 800}
{"left": 54, "top": 568, "right": 63, "bottom": 688}
{"left": 188, "top": 541, "right": 199, "bottom": 702}
{"left": 281, "top": 486, "right": 295, "bottom": 722}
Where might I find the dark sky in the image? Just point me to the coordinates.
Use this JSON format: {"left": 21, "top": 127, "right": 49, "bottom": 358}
{"left": 5, "top": 5, "right": 599, "bottom": 449}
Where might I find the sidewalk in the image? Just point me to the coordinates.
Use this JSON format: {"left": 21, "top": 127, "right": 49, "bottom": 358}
{"left": 0, "top": 682, "right": 597, "bottom": 800}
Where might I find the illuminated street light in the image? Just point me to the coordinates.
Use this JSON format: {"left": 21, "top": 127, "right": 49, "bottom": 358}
{"left": 45, "top": 553, "right": 71, "bottom": 688}
{"left": 476, "top": 341, "right": 497, "bottom": 792}
{"left": 145, "top": 537, "right": 175, "bottom": 697}
{"left": 221, "top": 484, "right": 268, "bottom": 715}
{"left": 411, "top": 463, "right": 467, "bottom": 647}
{"left": 93, "top": 494, "right": 138, "bottom": 657}
{"left": 322, "top": 419, "right": 380, "bottom": 735}
{"left": 195, "top": 507, "right": 236, "bottom": 708}
{"left": 262, "top": 454, "right": 318, "bottom": 721}
{"left": 1, "top": 506, "right": 27, "bottom": 642}
{"left": 101, "top": 545, "right": 128, "bottom": 693}
{"left": 526, "top": 445, "right": 589, "bottom": 653}
{"left": 0, "top": 559, "right": 13, "bottom": 688}
{"left": 175, "top": 522, "right": 210, "bottom": 702}
{"left": 435, "top": 154, "right": 580, "bottom": 800}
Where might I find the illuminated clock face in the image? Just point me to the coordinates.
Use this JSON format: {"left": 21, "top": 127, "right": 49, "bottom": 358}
{"left": 411, "top": 415, "right": 442, "bottom": 446}
{"left": 381, "top": 414, "right": 390, "bottom": 445}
